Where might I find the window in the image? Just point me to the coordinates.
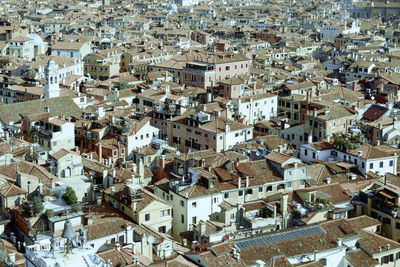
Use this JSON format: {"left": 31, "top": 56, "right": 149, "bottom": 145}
{"left": 362, "top": 162, "right": 365, "bottom": 169}
{"left": 239, "top": 190, "right": 243, "bottom": 196}
{"left": 380, "top": 161, "right": 383, "bottom": 168}
{"left": 304, "top": 149, "right": 308, "bottom": 156}
{"left": 369, "top": 163, "right": 373, "bottom": 169}
{"left": 158, "top": 226, "right": 166, "bottom": 233}
{"left": 192, "top": 202, "right": 197, "bottom": 208}
{"left": 258, "top": 187, "right": 263, "bottom": 192}
{"left": 145, "top": 213, "right": 150, "bottom": 221}
{"left": 266, "top": 186, "right": 273, "bottom": 192}
{"left": 180, "top": 200, "right": 184, "bottom": 206}
{"left": 390, "top": 160, "right": 394, "bottom": 167}
{"left": 312, "top": 152, "right": 316, "bottom": 159}
{"left": 181, "top": 215, "right": 184, "bottom": 223}
{"left": 247, "top": 189, "right": 253, "bottom": 194}
{"left": 225, "top": 66, "right": 230, "bottom": 71}
{"left": 224, "top": 192, "right": 229, "bottom": 198}
{"left": 160, "top": 210, "right": 170, "bottom": 217}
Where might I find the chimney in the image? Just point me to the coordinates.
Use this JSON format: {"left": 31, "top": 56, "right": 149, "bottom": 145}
{"left": 387, "top": 244, "right": 391, "bottom": 250}
{"left": 326, "top": 135, "right": 330, "bottom": 142}
{"left": 245, "top": 176, "right": 249, "bottom": 188}
{"left": 138, "top": 156, "right": 144, "bottom": 178}
{"left": 99, "top": 143, "right": 102, "bottom": 164}
{"left": 238, "top": 177, "right": 241, "bottom": 189}
{"left": 281, "top": 194, "right": 288, "bottom": 220}
{"left": 308, "top": 134, "right": 313, "bottom": 144}
{"left": 160, "top": 155, "right": 166, "bottom": 169}
{"left": 326, "top": 177, "right": 331, "bottom": 184}
{"left": 111, "top": 186, "right": 115, "bottom": 196}
{"left": 116, "top": 243, "right": 121, "bottom": 251}
{"left": 132, "top": 163, "right": 138, "bottom": 173}
{"left": 337, "top": 238, "right": 343, "bottom": 247}
{"left": 225, "top": 124, "right": 230, "bottom": 132}
{"left": 358, "top": 151, "right": 363, "bottom": 158}
{"left": 132, "top": 201, "right": 137, "bottom": 211}
{"left": 198, "top": 221, "right": 205, "bottom": 235}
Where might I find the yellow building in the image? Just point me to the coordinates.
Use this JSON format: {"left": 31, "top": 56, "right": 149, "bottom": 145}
{"left": 7, "top": 36, "right": 35, "bottom": 61}
{"left": 84, "top": 51, "right": 120, "bottom": 81}
{"left": 353, "top": 174, "right": 400, "bottom": 243}
{"left": 104, "top": 183, "right": 173, "bottom": 235}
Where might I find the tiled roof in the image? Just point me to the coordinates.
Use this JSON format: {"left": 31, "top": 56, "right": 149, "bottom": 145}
{"left": 265, "top": 151, "right": 292, "bottom": 165}
{"left": 82, "top": 204, "right": 136, "bottom": 241}
{"left": 362, "top": 104, "right": 389, "bottom": 121}
{"left": 0, "top": 96, "right": 82, "bottom": 125}
{"left": 358, "top": 230, "right": 400, "bottom": 256}
{"left": 0, "top": 180, "right": 27, "bottom": 197}
{"left": 345, "top": 249, "right": 378, "bottom": 267}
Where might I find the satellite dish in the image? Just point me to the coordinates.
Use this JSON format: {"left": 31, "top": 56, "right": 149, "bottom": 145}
{"left": 148, "top": 235, "right": 155, "bottom": 244}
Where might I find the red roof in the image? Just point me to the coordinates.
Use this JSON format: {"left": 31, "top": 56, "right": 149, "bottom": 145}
{"left": 374, "top": 94, "right": 388, "bottom": 104}
{"left": 362, "top": 104, "right": 389, "bottom": 121}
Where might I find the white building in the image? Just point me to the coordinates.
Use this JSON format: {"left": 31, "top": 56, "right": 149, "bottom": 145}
{"left": 29, "top": 117, "right": 75, "bottom": 153}
{"left": 119, "top": 117, "right": 160, "bottom": 160}
{"left": 175, "top": 0, "right": 199, "bottom": 6}
{"left": 49, "top": 149, "right": 92, "bottom": 202}
{"left": 300, "top": 142, "right": 398, "bottom": 176}
{"left": 230, "top": 93, "right": 278, "bottom": 125}
{"left": 51, "top": 41, "right": 92, "bottom": 60}
{"left": 319, "top": 20, "right": 360, "bottom": 41}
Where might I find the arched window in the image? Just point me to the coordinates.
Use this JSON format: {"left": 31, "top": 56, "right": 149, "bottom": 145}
{"left": 65, "top": 167, "right": 71, "bottom": 178}
{"left": 50, "top": 76, "right": 53, "bottom": 84}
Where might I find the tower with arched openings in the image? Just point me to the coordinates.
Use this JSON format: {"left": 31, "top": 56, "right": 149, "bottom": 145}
{"left": 44, "top": 59, "right": 60, "bottom": 98}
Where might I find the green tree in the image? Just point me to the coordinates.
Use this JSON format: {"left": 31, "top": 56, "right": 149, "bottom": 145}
{"left": 32, "top": 196, "right": 44, "bottom": 214}
{"left": 46, "top": 209, "right": 55, "bottom": 218}
{"left": 62, "top": 186, "right": 78, "bottom": 205}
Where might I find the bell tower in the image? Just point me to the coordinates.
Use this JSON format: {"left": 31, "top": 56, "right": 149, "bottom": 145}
{"left": 44, "top": 59, "right": 60, "bottom": 98}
